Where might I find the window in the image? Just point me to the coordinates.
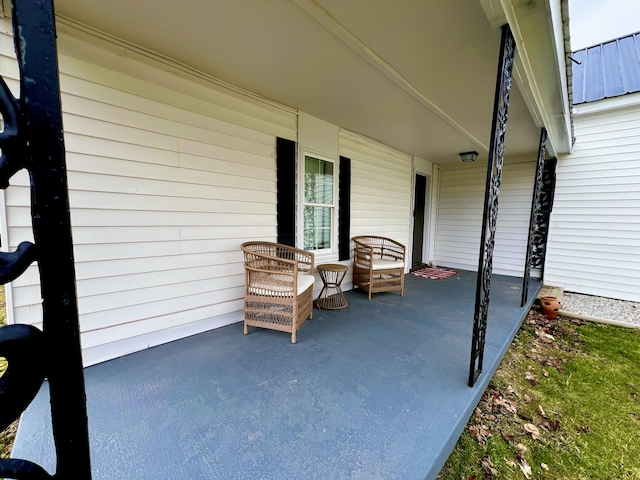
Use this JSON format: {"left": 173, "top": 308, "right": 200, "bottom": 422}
{"left": 301, "top": 153, "right": 337, "bottom": 254}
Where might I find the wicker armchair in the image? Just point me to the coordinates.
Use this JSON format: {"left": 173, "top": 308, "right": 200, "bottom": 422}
{"left": 352, "top": 236, "right": 406, "bottom": 300}
{"left": 240, "top": 241, "right": 314, "bottom": 343}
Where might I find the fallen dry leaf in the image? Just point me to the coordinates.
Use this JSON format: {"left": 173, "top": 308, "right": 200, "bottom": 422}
{"left": 515, "top": 443, "right": 527, "bottom": 452}
{"left": 469, "top": 424, "right": 491, "bottom": 447}
{"left": 575, "top": 424, "right": 591, "bottom": 434}
{"left": 525, "top": 372, "right": 538, "bottom": 385}
{"left": 538, "top": 405, "right": 547, "bottom": 417}
{"left": 535, "top": 329, "right": 555, "bottom": 344}
{"left": 524, "top": 423, "right": 541, "bottom": 440}
{"left": 481, "top": 457, "right": 497, "bottom": 476}
{"left": 524, "top": 394, "right": 533, "bottom": 404}
{"left": 547, "top": 357, "right": 563, "bottom": 368}
{"left": 541, "top": 463, "right": 550, "bottom": 471}
{"left": 495, "top": 397, "right": 518, "bottom": 414}
{"left": 505, "top": 459, "right": 517, "bottom": 468}
{"left": 518, "top": 457, "right": 532, "bottom": 479}
{"left": 548, "top": 418, "right": 561, "bottom": 431}
{"left": 501, "top": 431, "right": 515, "bottom": 444}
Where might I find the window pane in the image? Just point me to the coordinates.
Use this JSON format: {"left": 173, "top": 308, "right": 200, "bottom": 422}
{"left": 304, "top": 156, "right": 333, "bottom": 205}
{"left": 304, "top": 206, "right": 332, "bottom": 250}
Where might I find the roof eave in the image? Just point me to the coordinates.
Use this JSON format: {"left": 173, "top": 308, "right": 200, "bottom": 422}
{"left": 478, "top": 0, "right": 573, "bottom": 155}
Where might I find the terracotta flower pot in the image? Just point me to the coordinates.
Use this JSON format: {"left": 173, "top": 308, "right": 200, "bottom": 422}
{"left": 540, "top": 295, "right": 560, "bottom": 319}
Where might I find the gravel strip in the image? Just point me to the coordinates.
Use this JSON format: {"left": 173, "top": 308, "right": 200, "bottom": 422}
{"left": 561, "top": 292, "right": 640, "bottom": 325}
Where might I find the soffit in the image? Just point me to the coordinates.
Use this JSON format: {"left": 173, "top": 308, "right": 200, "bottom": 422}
{"left": 52, "top": 0, "right": 540, "bottom": 164}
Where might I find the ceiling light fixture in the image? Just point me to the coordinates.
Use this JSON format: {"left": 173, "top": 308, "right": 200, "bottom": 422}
{"left": 459, "top": 151, "right": 478, "bottom": 163}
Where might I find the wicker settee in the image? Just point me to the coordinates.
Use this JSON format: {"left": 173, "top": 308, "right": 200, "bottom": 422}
{"left": 352, "top": 235, "right": 406, "bottom": 300}
{"left": 240, "top": 242, "right": 314, "bottom": 343}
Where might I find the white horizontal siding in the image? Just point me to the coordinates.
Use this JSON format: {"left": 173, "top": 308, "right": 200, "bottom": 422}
{"left": 435, "top": 161, "right": 536, "bottom": 277}
{"left": 341, "top": 132, "right": 411, "bottom": 245}
{"left": 0, "top": 18, "right": 296, "bottom": 365}
{"left": 545, "top": 102, "right": 640, "bottom": 302}
{"left": 335, "top": 131, "right": 412, "bottom": 287}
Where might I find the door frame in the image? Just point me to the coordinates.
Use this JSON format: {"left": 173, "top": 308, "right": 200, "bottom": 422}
{"left": 410, "top": 168, "right": 433, "bottom": 270}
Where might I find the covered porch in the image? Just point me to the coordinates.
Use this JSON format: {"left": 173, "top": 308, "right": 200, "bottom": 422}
{"left": 14, "top": 271, "right": 540, "bottom": 479}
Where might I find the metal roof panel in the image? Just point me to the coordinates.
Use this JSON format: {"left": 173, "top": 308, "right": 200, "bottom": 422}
{"left": 602, "top": 41, "right": 625, "bottom": 97}
{"left": 572, "top": 49, "right": 586, "bottom": 104}
{"left": 618, "top": 35, "right": 640, "bottom": 92}
{"left": 585, "top": 45, "right": 605, "bottom": 102}
{"left": 573, "top": 32, "right": 640, "bottom": 104}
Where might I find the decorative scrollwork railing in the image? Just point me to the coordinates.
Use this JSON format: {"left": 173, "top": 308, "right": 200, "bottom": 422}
{"left": 531, "top": 158, "right": 557, "bottom": 278}
{"left": 521, "top": 129, "right": 548, "bottom": 307}
{"left": 469, "top": 24, "right": 516, "bottom": 388}
{"left": 0, "top": 0, "right": 91, "bottom": 478}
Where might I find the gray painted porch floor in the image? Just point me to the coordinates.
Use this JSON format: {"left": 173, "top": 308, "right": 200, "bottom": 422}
{"left": 13, "top": 271, "right": 540, "bottom": 479}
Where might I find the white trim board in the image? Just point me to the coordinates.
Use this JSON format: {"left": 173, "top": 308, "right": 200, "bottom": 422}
{"left": 82, "top": 310, "right": 243, "bottom": 367}
{"left": 574, "top": 93, "right": 640, "bottom": 117}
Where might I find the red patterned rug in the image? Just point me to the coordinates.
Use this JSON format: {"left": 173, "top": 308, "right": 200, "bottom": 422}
{"left": 411, "top": 267, "right": 457, "bottom": 280}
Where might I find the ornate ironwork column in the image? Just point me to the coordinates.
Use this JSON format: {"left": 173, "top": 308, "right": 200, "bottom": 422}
{"left": 521, "top": 129, "right": 548, "bottom": 307}
{"left": 0, "top": 0, "right": 91, "bottom": 478}
{"left": 469, "top": 24, "right": 516, "bottom": 387}
{"left": 532, "top": 159, "right": 557, "bottom": 278}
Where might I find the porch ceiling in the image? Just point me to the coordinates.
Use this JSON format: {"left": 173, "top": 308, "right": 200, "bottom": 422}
{"left": 53, "top": 0, "right": 542, "bottom": 164}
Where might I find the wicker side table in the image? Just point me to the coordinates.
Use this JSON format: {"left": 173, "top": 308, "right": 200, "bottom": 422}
{"left": 316, "top": 263, "right": 349, "bottom": 310}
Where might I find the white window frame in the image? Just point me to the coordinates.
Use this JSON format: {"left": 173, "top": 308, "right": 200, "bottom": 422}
{"left": 297, "top": 149, "right": 339, "bottom": 262}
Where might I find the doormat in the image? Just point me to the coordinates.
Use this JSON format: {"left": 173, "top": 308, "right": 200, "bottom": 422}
{"left": 411, "top": 267, "right": 457, "bottom": 280}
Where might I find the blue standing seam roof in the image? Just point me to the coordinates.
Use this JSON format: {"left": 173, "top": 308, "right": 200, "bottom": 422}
{"left": 572, "top": 31, "right": 640, "bottom": 104}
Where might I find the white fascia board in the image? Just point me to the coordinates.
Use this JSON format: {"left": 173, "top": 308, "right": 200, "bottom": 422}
{"left": 546, "top": 0, "right": 572, "bottom": 151}
{"left": 502, "top": 0, "right": 572, "bottom": 155}
{"left": 477, "top": 0, "right": 572, "bottom": 155}
{"left": 574, "top": 93, "right": 640, "bottom": 117}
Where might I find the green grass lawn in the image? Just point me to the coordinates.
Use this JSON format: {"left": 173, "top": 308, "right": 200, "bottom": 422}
{"left": 0, "top": 286, "right": 18, "bottom": 459}
{"left": 439, "top": 305, "right": 640, "bottom": 480}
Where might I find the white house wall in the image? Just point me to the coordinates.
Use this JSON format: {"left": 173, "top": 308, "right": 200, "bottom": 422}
{"left": 544, "top": 99, "right": 640, "bottom": 302}
{"left": 0, "top": 17, "right": 421, "bottom": 365}
{"left": 435, "top": 160, "right": 536, "bottom": 276}
{"left": 0, "top": 18, "right": 296, "bottom": 366}
{"left": 340, "top": 131, "right": 412, "bottom": 275}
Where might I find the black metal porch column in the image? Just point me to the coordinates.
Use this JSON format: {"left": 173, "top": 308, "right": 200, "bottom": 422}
{"left": 536, "top": 158, "right": 557, "bottom": 280}
{"left": 468, "top": 24, "right": 516, "bottom": 387}
{"left": 521, "top": 128, "right": 548, "bottom": 307}
{"left": 0, "top": 1, "right": 91, "bottom": 479}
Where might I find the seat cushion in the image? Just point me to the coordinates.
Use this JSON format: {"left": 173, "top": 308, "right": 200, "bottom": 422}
{"left": 371, "top": 258, "right": 405, "bottom": 271}
{"left": 296, "top": 274, "right": 316, "bottom": 294}
{"left": 249, "top": 273, "right": 315, "bottom": 297}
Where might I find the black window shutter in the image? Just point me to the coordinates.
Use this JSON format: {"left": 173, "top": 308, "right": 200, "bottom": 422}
{"left": 338, "top": 156, "right": 351, "bottom": 261}
{"left": 276, "top": 138, "right": 296, "bottom": 246}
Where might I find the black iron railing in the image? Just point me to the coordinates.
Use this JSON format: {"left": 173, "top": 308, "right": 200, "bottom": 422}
{"left": 521, "top": 129, "right": 548, "bottom": 306}
{"left": 0, "top": 0, "right": 91, "bottom": 478}
{"left": 469, "top": 24, "right": 516, "bottom": 387}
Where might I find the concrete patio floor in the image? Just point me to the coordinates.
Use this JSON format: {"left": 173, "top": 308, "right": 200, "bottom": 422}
{"left": 13, "top": 271, "right": 540, "bottom": 479}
